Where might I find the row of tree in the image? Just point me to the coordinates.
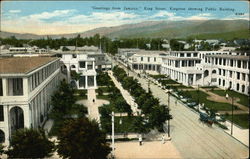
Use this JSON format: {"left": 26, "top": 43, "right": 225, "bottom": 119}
{"left": 112, "top": 66, "right": 172, "bottom": 132}
{"left": 2, "top": 34, "right": 239, "bottom": 53}
{"left": 97, "top": 72, "right": 133, "bottom": 134}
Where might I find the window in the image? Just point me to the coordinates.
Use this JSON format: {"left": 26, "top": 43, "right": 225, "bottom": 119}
{"left": 148, "top": 57, "right": 150, "bottom": 62}
{"left": 242, "top": 85, "right": 245, "bottom": 93}
{"left": 87, "top": 62, "right": 93, "bottom": 70}
{"left": 141, "top": 57, "right": 143, "bottom": 61}
{"left": 223, "top": 59, "right": 226, "bottom": 66}
{"left": 193, "top": 53, "right": 198, "bottom": 57}
{"left": 7, "top": 78, "right": 23, "bottom": 96}
{"left": 242, "top": 73, "right": 245, "bottom": 81}
{"left": 223, "top": 70, "right": 225, "bottom": 76}
{"left": 87, "top": 76, "right": 95, "bottom": 87}
{"left": 72, "top": 54, "right": 77, "bottom": 58}
{"left": 0, "top": 105, "right": 3, "bottom": 121}
{"left": 0, "top": 79, "right": 2, "bottom": 96}
{"left": 154, "top": 57, "right": 156, "bottom": 62}
{"left": 187, "top": 54, "right": 191, "bottom": 57}
{"left": 219, "top": 69, "right": 221, "bottom": 75}
{"left": 229, "top": 71, "right": 232, "bottom": 78}
{"left": 237, "top": 60, "right": 241, "bottom": 68}
{"left": 243, "top": 61, "right": 247, "bottom": 69}
{"left": 219, "top": 58, "right": 222, "bottom": 65}
{"left": 237, "top": 72, "right": 240, "bottom": 80}
{"left": 79, "top": 61, "right": 86, "bottom": 68}
{"left": 230, "top": 59, "right": 233, "bottom": 67}
{"left": 79, "top": 76, "right": 85, "bottom": 88}
{"left": 180, "top": 53, "right": 184, "bottom": 57}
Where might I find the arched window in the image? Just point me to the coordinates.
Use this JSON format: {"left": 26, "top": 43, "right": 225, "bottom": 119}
{"left": 212, "top": 70, "right": 216, "bottom": 74}
{"left": 204, "top": 70, "right": 209, "bottom": 77}
{"left": 10, "top": 106, "right": 24, "bottom": 135}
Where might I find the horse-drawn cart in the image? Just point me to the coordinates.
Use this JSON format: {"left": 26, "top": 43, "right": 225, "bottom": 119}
{"left": 199, "top": 112, "right": 215, "bottom": 126}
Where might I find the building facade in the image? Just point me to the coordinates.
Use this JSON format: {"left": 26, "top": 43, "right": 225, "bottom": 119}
{"left": 60, "top": 53, "right": 97, "bottom": 90}
{"left": 122, "top": 48, "right": 249, "bottom": 95}
{"left": 0, "top": 57, "right": 61, "bottom": 145}
{"left": 128, "top": 50, "right": 168, "bottom": 75}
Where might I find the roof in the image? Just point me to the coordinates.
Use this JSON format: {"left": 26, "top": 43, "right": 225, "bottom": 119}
{"left": 0, "top": 57, "right": 58, "bottom": 74}
{"left": 135, "top": 50, "right": 168, "bottom": 56}
{"left": 205, "top": 54, "right": 250, "bottom": 61}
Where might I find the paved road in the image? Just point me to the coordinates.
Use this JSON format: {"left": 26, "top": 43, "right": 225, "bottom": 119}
{"left": 108, "top": 54, "right": 249, "bottom": 159}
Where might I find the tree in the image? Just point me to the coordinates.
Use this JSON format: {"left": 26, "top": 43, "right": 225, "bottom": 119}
{"left": 57, "top": 117, "right": 111, "bottom": 159}
{"left": 96, "top": 87, "right": 104, "bottom": 96}
{"left": 51, "top": 81, "right": 76, "bottom": 116}
{"left": 0, "top": 144, "right": 4, "bottom": 155}
{"left": 70, "top": 70, "right": 81, "bottom": 81}
{"left": 132, "top": 116, "right": 149, "bottom": 134}
{"left": 6, "top": 128, "right": 54, "bottom": 158}
{"left": 62, "top": 46, "right": 70, "bottom": 51}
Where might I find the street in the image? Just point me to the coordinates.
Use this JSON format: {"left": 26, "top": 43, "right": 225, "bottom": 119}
{"left": 108, "top": 54, "right": 249, "bottom": 159}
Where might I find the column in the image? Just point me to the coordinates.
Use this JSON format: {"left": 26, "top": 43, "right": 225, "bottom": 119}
{"left": 67, "top": 65, "right": 70, "bottom": 82}
{"left": 23, "top": 78, "right": 29, "bottom": 97}
{"left": 23, "top": 105, "right": 31, "bottom": 128}
{"left": 85, "top": 76, "right": 88, "bottom": 89}
{"left": 4, "top": 105, "right": 10, "bottom": 145}
{"left": 94, "top": 76, "right": 97, "bottom": 88}
{"left": 193, "top": 74, "right": 197, "bottom": 85}
{"left": 2, "top": 78, "right": 7, "bottom": 96}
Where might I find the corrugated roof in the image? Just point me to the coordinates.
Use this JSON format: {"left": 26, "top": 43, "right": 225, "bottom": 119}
{"left": 0, "top": 57, "right": 58, "bottom": 74}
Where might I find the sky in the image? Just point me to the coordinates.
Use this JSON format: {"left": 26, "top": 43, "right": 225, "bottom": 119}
{"left": 1, "top": 1, "right": 249, "bottom": 35}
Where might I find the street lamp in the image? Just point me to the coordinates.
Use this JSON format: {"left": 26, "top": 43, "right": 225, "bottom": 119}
{"left": 166, "top": 90, "right": 171, "bottom": 138}
{"left": 148, "top": 80, "right": 150, "bottom": 93}
{"left": 111, "top": 112, "right": 115, "bottom": 157}
{"left": 231, "top": 96, "right": 234, "bottom": 135}
{"left": 197, "top": 84, "right": 200, "bottom": 112}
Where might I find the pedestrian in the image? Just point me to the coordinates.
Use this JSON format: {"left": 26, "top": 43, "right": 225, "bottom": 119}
{"left": 226, "top": 93, "right": 229, "bottom": 100}
{"left": 161, "top": 134, "right": 165, "bottom": 144}
{"left": 139, "top": 134, "right": 142, "bottom": 146}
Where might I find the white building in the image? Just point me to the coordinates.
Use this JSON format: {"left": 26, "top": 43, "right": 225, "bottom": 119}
{"left": 60, "top": 53, "right": 97, "bottom": 90}
{"left": 0, "top": 57, "right": 61, "bottom": 145}
{"left": 203, "top": 53, "right": 249, "bottom": 95}
{"left": 161, "top": 51, "right": 203, "bottom": 86}
{"left": 126, "top": 49, "right": 249, "bottom": 95}
{"left": 117, "top": 48, "right": 140, "bottom": 63}
{"left": 128, "top": 50, "right": 169, "bottom": 75}
{"left": 8, "top": 46, "right": 48, "bottom": 54}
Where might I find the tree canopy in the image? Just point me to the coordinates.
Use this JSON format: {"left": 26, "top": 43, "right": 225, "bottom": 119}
{"left": 57, "top": 117, "right": 111, "bottom": 159}
{"left": 6, "top": 128, "right": 54, "bottom": 158}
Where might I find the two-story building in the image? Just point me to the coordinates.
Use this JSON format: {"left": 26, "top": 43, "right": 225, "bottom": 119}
{"left": 0, "top": 57, "right": 61, "bottom": 145}
{"left": 128, "top": 50, "right": 168, "bottom": 74}
{"left": 60, "top": 53, "right": 97, "bottom": 90}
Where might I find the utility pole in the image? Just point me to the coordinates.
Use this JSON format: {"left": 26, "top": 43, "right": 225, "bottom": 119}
{"left": 148, "top": 80, "right": 150, "bottom": 93}
{"left": 111, "top": 111, "right": 115, "bottom": 157}
{"left": 231, "top": 97, "right": 234, "bottom": 135}
{"left": 167, "top": 91, "right": 170, "bottom": 137}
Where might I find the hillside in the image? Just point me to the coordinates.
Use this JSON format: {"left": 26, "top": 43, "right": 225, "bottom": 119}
{"left": 0, "top": 20, "right": 248, "bottom": 40}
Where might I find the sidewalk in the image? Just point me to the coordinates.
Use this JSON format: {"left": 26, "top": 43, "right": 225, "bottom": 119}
{"left": 76, "top": 99, "right": 109, "bottom": 122}
{"left": 224, "top": 121, "right": 249, "bottom": 147}
{"left": 108, "top": 71, "right": 140, "bottom": 115}
{"left": 114, "top": 141, "right": 181, "bottom": 159}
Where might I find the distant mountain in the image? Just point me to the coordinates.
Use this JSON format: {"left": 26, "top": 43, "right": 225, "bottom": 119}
{"left": 0, "top": 20, "right": 249, "bottom": 40}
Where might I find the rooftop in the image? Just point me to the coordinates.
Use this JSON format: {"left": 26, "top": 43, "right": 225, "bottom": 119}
{"left": 205, "top": 54, "right": 250, "bottom": 61}
{"left": 0, "top": 57, "right": 58, "bottom": 74}
{"left": 135, "top": 50, "right": 168, "bottom": 56}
